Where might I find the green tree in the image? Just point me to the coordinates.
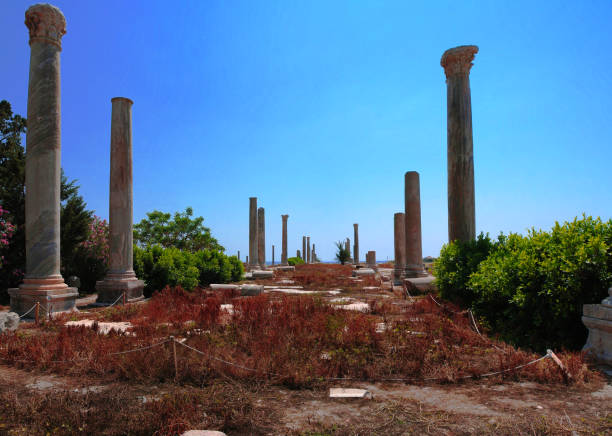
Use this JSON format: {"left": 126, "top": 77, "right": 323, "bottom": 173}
{"left": 335, "top": 240, "right": 350, "bottom": 265}
{"left": 134, "top": 207, "right": 223, "bottom": 252}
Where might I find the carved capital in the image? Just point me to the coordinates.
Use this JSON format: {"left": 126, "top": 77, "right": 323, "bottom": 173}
{"left": 441, "top": 45, "right": 478, "bottom": 78}
{"left": 25, "top": 4, "right": 66, "bottom": 50}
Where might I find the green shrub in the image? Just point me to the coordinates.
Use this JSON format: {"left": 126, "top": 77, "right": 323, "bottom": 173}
{"left": 287, "top": 256, "right": 304, "bottom": 266}
{"left": 433, "top": 233, "right": 496, "bottom": 305}
{"left": 469, "top": 216, "right": 612, "bottom": 351}
{"left": 133, "top": 245, "right": 242, "bottom": 297}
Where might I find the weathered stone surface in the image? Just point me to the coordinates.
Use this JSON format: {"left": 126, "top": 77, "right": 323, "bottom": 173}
{"left": 353, "top": 224, "right": 359, "bottom": 265}
{"left": 442, "top": 45, "right": 478, "bottom": 243}
{"left": 240, "top": 284, "right": 263, "bottom": 296}
{"left": 0, "top": 312, "right": 19, "bottom": 332}
{"left": 329, "top": 388, "right": 372, "bottom": 399}
{"left": 251, "top": 270, "right": 274, "bottom": 279}
{"left": 181, "top": 430, "right": 227, "bottom": 436}
{"left": 249, "top": 197, "right": 258, "bottom": 268}
{"left": 404, "top": 172, "right": 427, "bottom": 278}
{"left": 275, "top": 265, "right": 295, "bottom": 271}
{"left": 210, "top": 284, "right": 240, "bottom": 291}
{"left": 257, "top": 207, "right": 265, "bottom": 267}
{"left": 582, "top": 287, "right": 612, "bottom": 365}
{"left": 353, "top": 268, "right": 375, "bottom": 277}
{"left": 281, "top": 214, "right": 288, "bottom": 265}
{"left": 10, "top": 4, "right": 77, "bottom": 315}
{"left": 96, "top": 97, "right": 144, "bottom": 304}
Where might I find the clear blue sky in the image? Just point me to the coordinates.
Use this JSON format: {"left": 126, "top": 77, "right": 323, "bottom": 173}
{"left": 2, "top": 1, "right": 612, "bottom": 261}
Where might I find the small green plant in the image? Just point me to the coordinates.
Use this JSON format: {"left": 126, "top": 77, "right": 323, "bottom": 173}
{"left": 334, "top": 240, "right": 350, "bottom": 265}
{"left": 287, "top": 256, "right": 304, "bottom": 266}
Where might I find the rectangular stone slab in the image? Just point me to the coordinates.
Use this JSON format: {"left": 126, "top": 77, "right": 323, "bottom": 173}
{"left": 329, "top": 388, "right": 372, "bottom": 399}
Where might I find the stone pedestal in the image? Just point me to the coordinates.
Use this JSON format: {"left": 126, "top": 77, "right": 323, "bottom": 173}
{"left": 96, "top": 97, "right": 143, "bottom": 304}
{"left": 404, "top": 171, "right": 427, "bottom": 277}
{"left": 366, "top": 251, "right": 377, "bottom": 270}
{"left": 249, "top": 198, "right": 258, "bottom": 269}
{"left": 10, "top": 4, "right": 78, "bottom": 315}
{"left": 257, "top": 207, "right": 265, "bottom": 267}
{"left": 353, "top": 224, "right": 359, "bottom": 265}
{"left": 441, "top": 45, "right": 478, "bottom": 243}
{"left": 393, "top": 212, "right": 406, "bottom": 285}
{"left": 281, "top": 214, "right": 288, "bottom": 265}
{"left": 582, "top": 287, "right": 612, "bottom": 365}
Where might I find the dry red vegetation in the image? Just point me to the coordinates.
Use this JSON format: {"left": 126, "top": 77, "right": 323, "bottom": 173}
{"left": 0, "top": 286, "right": 595, "bottom": 388}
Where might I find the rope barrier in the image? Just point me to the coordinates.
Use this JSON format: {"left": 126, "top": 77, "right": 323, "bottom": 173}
{"left": 18, "top": 304, "right": 37, "bottom": 319}
{"left": 107, "top": 292, "right": 126, "bottom": 308}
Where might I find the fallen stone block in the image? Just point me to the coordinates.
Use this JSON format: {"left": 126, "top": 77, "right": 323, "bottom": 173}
{"left": 352, "top": 269, "right": 375, "bottom": 277}
{"left": 181, "top": 431, "right": 227, "bottom": 436}
{"left": 329, "top": 388, "right": 372, "bottom": 399}
{"left": 65, "top": 319, "right": 132, "bottom": 335}
{"left": 0, "top": 312, "right": 19, "bottom": 332}
{"left": 251, "top": 270, "right": 274, "bottom": 279}
{"left": 240, "top": 284, "right": 264, "bottom": 296}
{"left": 210, "top": 284, "right": 240, "bottom": 291}
{"left": 274, "top": 266, "right": 295, "bottom": 271}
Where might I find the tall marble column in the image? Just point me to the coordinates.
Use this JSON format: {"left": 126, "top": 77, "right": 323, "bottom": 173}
{"left": 10, "top": 4, "right": 78, "bottom": 315}
{"left": 96, "top": 98, "right": 144, "bottom": 304}
{"left": 404, "top": 171, "right": 427, "bottom": 277}
{"left": 441, "top": 45, "right": 478, "bottom": 243}
{"left": 306, "top": 236, "right": 311, "bottom": 264}
{"left": 281, "top": 214, "right": 288, "bottom": 265}
{"left": 393, "top": 212, "right": 406, "bottom": 284}
{"left": 257, "top": 207, "right": 265, "bottom": 267}
{"left": 302, "top": 236, "right": 306, "bottom": 261}
{"left": 353, "top": 224, "right": 359, "bottom": 265}
{"left": 312, "top": 243, "right": 316, "bottom": 263}
{"left": 249, "top": 197, "right": 258, "bottom": 268}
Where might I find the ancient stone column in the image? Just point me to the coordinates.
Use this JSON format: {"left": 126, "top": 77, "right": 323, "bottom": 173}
{"left": 353, "top": 224, "right": 359, "bottom": 265}
{"left": 281, "top": 214, "right": 288, "bottom": 265}
{"left": 272, "top": 245, "right": 275, "bottom": 265}
{"left": 249, "top": 197, "right": 258, "bottom": 268}
{"left": 302, "top": 236, "right": 306, "bottom": 261}
{"left": 9, "top": 4, "right": 78, "bottom": 315}
{"left": 441, "top": 45, "right": 478, "bottom": 243}
{"left": 405, "top": 171, "right": 427, "bottom": 277}
{"left": 306, "top": 237, "right": 311, "bottom": 264}
{"left": 394, "top": 212, "right": 406, "bottom": 284}
{"left": 257, "top": 207, "right": 265, "bottom": 267}
{"left": 312, "top": 243, "right": 316, "bottom": 263}
{"left": 297, "top": 249, "right": 301, "bottom": 259}
{"left": 96, "top": 98, "right": 144, "bottom": 304}
{"left": 345, "top": 238, "right": 351, "bottom": 260}
{"left": 237, "top": 250, "right": 240, "bottom": 261}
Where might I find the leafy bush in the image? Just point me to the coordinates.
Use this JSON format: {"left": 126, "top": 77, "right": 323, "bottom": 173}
{"left": 469, "top": 216, "right": 612, "bottom": 351}
{"left": 133, "top": 245, "right": 243, "bottom": 297}
{"left": 287, "top": 256, "right": 304, "bottom": 266}
{"left": 68, "top": 215, "right": 109, "bottom": 293}
{"left": 433, "top": 233, "right": 496, "bottom": 305}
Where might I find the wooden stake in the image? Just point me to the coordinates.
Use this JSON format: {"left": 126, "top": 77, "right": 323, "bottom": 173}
{"left": 170, "top": 336, "right": 178, "bottom": 382}
{"left": 547, "top": 349, "right": 573, "bottom": 383}
{"left": 35, "top": 302, "right": 39, "bottom": 325}
{"left": 123, "top": 291, "right": 126, "bottom": 306}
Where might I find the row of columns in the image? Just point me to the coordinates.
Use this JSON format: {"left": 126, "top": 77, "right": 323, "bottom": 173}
{"left": 10, "top": 4, "right": 145, "bottom": 313}
{"left": 393, "top": 45, "right": 478, "bottom": 283}
{"left": 248, "top": 198, "right": 290, "bottom": 268}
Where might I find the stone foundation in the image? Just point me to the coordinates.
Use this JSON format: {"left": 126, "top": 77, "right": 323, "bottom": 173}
{"left": 9, "top": 277, "right": 78, "bottom": 315}
{"left": 95, "top": 275, "right": 144, "bottom": 305}
{"left": 582, "top": 289, "right": 612, "bottom": 365}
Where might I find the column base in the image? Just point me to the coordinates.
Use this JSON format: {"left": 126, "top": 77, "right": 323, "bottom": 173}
{"left": 9, "top": 276, "right": 78, "bottom": 316}
{"left": 405, "top": 264, "right": 428, "bottom": 278}
{"left": 95, "top": 273, "right": 144, "bottom": 305}
{"left": 393, "top": 267, "right": 405, "bottom": 285}
{"left": 582, "top": 303, "right": 612, "bottom": 365}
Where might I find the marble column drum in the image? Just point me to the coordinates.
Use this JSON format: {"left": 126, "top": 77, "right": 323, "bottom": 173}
{"left": 281, "top": 214, "right": 288, "bottom": 265}
{"left": 441, "top": 45, "right": 478, "bottom": 243}
{"left": 249, "top": 197, "right": 258, "bottom": 268}
{"left": 353, "top": 223, "right": 359, "bottom": 265}
{"left": 9, "top": 4, "right": 78, "bottom": 315}
{"left": 96, "top": 98, "right": 144, "bottom": 304}
{"left": 393, "top": 212, "right": 406, "bottom": 284}
{"left": 404, "top": 171, "right": 427, "bottom": 277}
{"left": 257, "top": 207, "right": 265, "bottom": 267}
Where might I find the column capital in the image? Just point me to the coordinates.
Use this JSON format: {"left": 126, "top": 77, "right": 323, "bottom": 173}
{"left": 25, "top": 4, "right": 66, "bottom": 50}
{"left": 441, "top": 45, "right": 478, "bottom": 78}
{"left": 111, "top": 97, "right": 134, "bottom": 106}
{"left": 353, "top": 223, "right": 358, "bottom": 228}
{"left": 281, "top": 214, "right": 289, "bottom": 220}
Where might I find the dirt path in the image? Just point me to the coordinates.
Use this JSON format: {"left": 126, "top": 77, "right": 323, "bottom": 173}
{"left": 2, "top": 363, "right": 610, "bottom": 435}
